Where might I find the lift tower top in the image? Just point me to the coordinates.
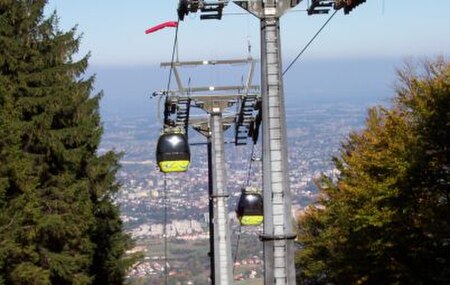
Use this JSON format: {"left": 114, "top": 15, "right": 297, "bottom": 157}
{"left": 232, "top": 2, "right": 302, "bottom": 284}
{"left": 157, "top": 57, "right": 260, "bottom": 285}
{"left": 175, "top": 1, "right": 368, "bottom": 284}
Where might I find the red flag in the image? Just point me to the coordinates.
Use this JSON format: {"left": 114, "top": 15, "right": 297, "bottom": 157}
{"left": 145, "top": 21, "right": 178, "bottom": 34}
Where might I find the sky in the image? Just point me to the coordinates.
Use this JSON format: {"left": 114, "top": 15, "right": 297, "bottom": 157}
{"left": 44, "top": 0, "right": 450, "bottom": 116}
{"left": 45, "top": 0, "right": 450, "bottom": 66}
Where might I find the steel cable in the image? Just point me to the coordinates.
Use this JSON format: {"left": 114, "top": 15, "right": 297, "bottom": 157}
{"left": 283, "top": 9, "right": 338, "bottom": 76}
{"left": 157, "top": 19, "right": 181, "bottom": 125}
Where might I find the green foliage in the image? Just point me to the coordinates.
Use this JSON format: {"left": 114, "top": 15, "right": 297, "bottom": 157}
{"left": 0, "top": 1, "right": 131, "bottom": 284}
{"left": 296, "top": 57, "right": 450, "bottom": 284}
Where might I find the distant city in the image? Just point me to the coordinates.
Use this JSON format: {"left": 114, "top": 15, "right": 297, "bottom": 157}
{"left": 100, "top": 98, "right": 377, "bottom": 283}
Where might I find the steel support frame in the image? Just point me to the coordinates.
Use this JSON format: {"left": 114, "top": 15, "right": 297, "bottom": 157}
{"left": 209, "top": 111, "right": 233, "bottom": 285}
{"left": 207, "top": 140, "right": 215, "bottom": 284}
{"left": 193, "top": 97, "right": 237, "bottom": 285}
{"left": 260, "top": 15, "right": 296, "bottom": 284}
{"left": 233, "top": 1, "right": 298, "bottom": 283}
{"left": 160, "top": 53, "right": 260, "bottom": 284}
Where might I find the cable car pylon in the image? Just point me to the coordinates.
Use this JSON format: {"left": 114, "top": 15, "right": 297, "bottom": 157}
{"left": 175, "top": 0, "right": 368, "bottom": 283}
{"left": 155, "top": 56, "right": 260, "bottom": 284}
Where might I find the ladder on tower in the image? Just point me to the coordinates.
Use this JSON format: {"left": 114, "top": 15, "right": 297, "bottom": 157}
{"left": 235, "top": 94, "right": 259, "bottom": 145}
{"left": 175, "top": 96, "right": 191, "bottom": 134}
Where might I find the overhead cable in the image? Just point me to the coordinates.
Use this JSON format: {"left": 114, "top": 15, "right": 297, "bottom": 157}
{"left": 232, "top": 226, "right": 242, "bottom": 274}
{"left": 245, "top": 143, "right": 256, "bottom": 187}
{"left": 282, "top": 9, "right": 338, "bottom": 76}
{"left": 157, "top": 19, "right": 181, "bottom": 125}
{"left": 163, "top": 173, "right": 169, "bottom": 285}
{"left": 166, "top": 19, "right": 180, "bottom": 93}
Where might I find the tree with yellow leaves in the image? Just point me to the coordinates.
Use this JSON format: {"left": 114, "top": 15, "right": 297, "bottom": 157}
{"left": 296, "top": 57, "right": 450, "bottom": 284}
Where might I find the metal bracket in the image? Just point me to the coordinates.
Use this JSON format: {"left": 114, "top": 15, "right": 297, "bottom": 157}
{"left": 178, "top": 0, "right": 230, "bottom": 20}
{"left": 259, "top": 234, "right": 297, "bottom": 241}
{"left": 307, "top": 0, "right": 367, "bottom": 16}
{"left": 210, "top": 194, "right": 230, "bottom": 198}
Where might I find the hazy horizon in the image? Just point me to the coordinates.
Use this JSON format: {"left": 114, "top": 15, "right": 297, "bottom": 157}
{"left": 92, "top": 56, "right": 404, "bottom": 119}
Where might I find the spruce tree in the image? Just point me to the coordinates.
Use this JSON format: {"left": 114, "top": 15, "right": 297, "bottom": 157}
{"left": 296, "top": 57, "right": 450, "bottom": 284}
{"left": 0, "top": 1, "right": 131, "bottom": 284}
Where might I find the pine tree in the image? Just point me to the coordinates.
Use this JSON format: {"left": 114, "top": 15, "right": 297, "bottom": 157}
{"left": 0, "top": 1, "right": 132, "bottom": 284}
{"left": 296, "top": 57, "right": 450, "bottom": 284}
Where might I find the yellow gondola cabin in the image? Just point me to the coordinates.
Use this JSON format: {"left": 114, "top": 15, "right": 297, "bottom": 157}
{"left": 236, "top": 186, "right": 263, "bottom": 226}
{"left": 156, "top": 128, "right": 190, "bottom": 173}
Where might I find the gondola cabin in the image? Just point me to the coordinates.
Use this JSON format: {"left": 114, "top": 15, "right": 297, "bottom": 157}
{"left": 236, "top": 187, "right": 263, "bottom": 226}
{"left": 156, "top": 128, "right": 190, "bottom": 173}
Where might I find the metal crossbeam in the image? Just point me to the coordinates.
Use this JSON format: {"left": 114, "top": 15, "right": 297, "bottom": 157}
{"left": 161, "top": 58, "right": 259, "bottom": 97}
{"left": 161, "top": 58, "right": 254, "bottom": 67}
